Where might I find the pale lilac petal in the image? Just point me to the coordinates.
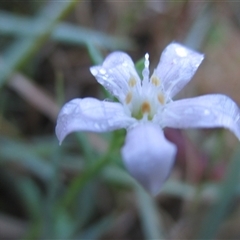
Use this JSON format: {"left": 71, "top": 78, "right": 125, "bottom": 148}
{"left": 90, "top": 52, "right": 141, "bottom": 102}
{"left": 156, "top": 43, "right": 204, "bottom": 98}
{"left": 56, "top": 97, "right": 136, "bottom": 144}
{"left": 121, "top": 123, "right": 177, "bottom": 195}
{"left": 161, "top": 94, "right": 240, "bottom": 140}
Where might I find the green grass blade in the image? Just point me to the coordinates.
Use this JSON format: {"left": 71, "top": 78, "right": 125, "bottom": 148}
{"left": 197, "top": 147, "right": 240, "bottom": 239}
{"left": 102, "top": 165, "right": 136, "bottom": 188}
{"left": 74, "top": 181, "right": 97, "bottom": 229}
{"left": 0, "top": 1, "right": 79, "bottom": 87}
{"left": 86, "top": 43, "right": 104, "bottom": 65}
{"left": 183, "top": 3, "right": 213, "bottom": 50}
{"left": 135, "top": 186, "right": 164, "bottom": 240}
{"left": 0, "top": 137, "right": 54, "bottom": 181}
{"left": 60, "top": 153, "right": 110, "bottom": 208}
{"left": 19, "top": 177, "right": 43, "bottom": 239}
{"left": 0, "top": 11, "right": 134, "bottom": 50}
{"left": 76, "top": 215, "right": 114, "bottom": 239}
{"left": 75, "top": 133, "right": 96, "bottom": 164}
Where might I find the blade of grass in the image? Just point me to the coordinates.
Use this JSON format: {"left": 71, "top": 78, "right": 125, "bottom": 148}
{"left": 19, "top": 177, "right": 43, "bottom": 240}
{"left": 103, "top": 165, "right": 164, "bottom": 239}
{"left": 197, "top": 147, "right": 240, "bottom": 239}
{"left": 135, "top": 185, "right": 164, "bottom": 240}
{"left": 60, "top": 152, "right": 110, "bottom": 209}
{"left": 54, "top": 23, "right": 133, "bottom": 50}
{"left": 0, "top": 10, "right": 134, "bottom": 50}
{"left": 102, "top": 165, "right": 136, "bottom": 188}
{"left": 60, "top": 131, "right": 122, "bottom": 209}
{"left": 161, "top": 180, "right": 196, "bottom": 199}
{"left": 75, "top": 215, "right": 115, "bottom": 240}
{"left": 74, "top": 133, "right": 96, "bottom": 165}
{"left": 0, "top": 1, "right": 79, "bottom": 87}
{"left": 161, "top": 180, "right": 219, "bottom": 202}
{"left": 0, "top": 137, "right": 54, "bottom": 181}
{"left": 86, "top": 42, "right": 104, "bottom": 65}
{"left": 183, "top": 2, "right": 213, "bottom": 50}
{"left": 74, "top": 181, "right": 98, "bottom": 230}
{"left": 53, "top": 209, "right": 75, "bottom": 239}
{"left": 43, "top": 146, "right": 62, "bottom": 239}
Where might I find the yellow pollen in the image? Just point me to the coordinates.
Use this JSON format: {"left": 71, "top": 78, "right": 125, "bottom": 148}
{"left": 125, "top": 92, "right": 132, "bottom": 104}
{"left": 141, "top": 101, "right": 151, "bottom": 113}
{"left": 151, "top": 76, "right": 160, "bottom": 86}
{"left": 157, "top": 93, "right": 165, "bottom": 104}
{"left": 128, "top": 77, "right": 137, "bottom": 87}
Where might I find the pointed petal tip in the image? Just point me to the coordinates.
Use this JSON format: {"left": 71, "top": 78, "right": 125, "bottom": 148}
{"left": 55, "top": 98, "right": 134, "bottom": 144}
{"left": 55, "top": 124, "right": 65, "bottom": 145}
{"left": 163, "top": 94, "right": 240, "bottom": 141}
{"left": 89, "top": 51, "right": 141, "bottom": 101}
{"left": 57, "top": 139, "right": 63, "bottom": 146}
{"left": 156, "top": 42, "right": 205, "bottom": 98}
{"left": 121, "top": 123, "right": 177, "bottom": 195}
{"left": 89, "top": 66, "right": 98, "bottom": 76}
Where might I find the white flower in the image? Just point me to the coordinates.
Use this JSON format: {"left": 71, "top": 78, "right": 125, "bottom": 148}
{"left": 55, "top": 43, "right": 240, "bottom": 195}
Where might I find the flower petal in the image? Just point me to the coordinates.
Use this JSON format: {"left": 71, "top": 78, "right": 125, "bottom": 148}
{"left": 161, "top": 94, "right": 240, "bottom": 140}
{"left": 156, "top": 42, "right": 204, "bottom": 98}
{"left": 90, "top": 52, "right": 141, "bottom": 102}
{"left": 121, "top": 123, "right": 177, "bottom": 195}
{"left": 56, "top": 97, "right": 136, "bottom": 144}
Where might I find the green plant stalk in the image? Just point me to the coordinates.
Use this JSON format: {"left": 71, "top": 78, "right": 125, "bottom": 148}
{"left": 60, "top": 151, "right": 111, "bottom": 209}
{"left": 74, "top": 133, "right": 96, "bottom": 165}
{"left": 60, "top": 128, "right": 125, "bottom": 209}
{"left": 135, "top": 185, "right": 164, "bottom": 240}
{"left": 0, "top": 1, "right": 79, "bottom": 87}
{"left": 43, "top": 147, "right": 62, "bottom": 238}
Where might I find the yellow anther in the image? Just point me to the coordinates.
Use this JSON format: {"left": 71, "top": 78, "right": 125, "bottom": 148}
{"left": 141, "top": 101, "right": 151, "bottom": 113}
{"left": 157, "top": 93, "right": 165, "bottom": 104}
{"left": 151, "top": 76, "right": 160, "bottom": 86}
{"left": 128, "top": 76, "right": 137, "bottom": 87}
{"left": 125, "top": 92, "right": 132, "bottom": 104}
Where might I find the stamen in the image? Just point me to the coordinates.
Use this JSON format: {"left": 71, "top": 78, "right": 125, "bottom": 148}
{"left": 141, "top": 101, "right": 151, "bottom": 113}
{"left": 125, "top": 92, "right": 132, "bottom": 104}
{"left": 151, "top": 76, "right": 160, "bottom": 86}
{"left": 128, "top": 76, "right": 137, "bottom": 87}
{"left": 144, "top": 53, "right": 149, "bottom": 68}
{"left": 157, "top": 93, "right": 165, "bottom": 104}
{"left": 142, "top": 53, "right": 149, "bottom": 86}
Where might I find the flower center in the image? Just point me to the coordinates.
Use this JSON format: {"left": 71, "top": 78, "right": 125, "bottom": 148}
{"left": 124, "top": 54, "right": 167, "bottom": 121}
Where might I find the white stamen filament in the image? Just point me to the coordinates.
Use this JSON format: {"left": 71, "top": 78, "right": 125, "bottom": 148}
{"left": 124, "top": 53, "right": 168, "bottom": 121}
{"left": 142, "top": 53, "right": 150, "bottom": 87}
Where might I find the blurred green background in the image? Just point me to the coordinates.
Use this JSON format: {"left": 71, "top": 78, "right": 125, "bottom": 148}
{"left": 1, "top": 1, "right": 240, "bottom": 239}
